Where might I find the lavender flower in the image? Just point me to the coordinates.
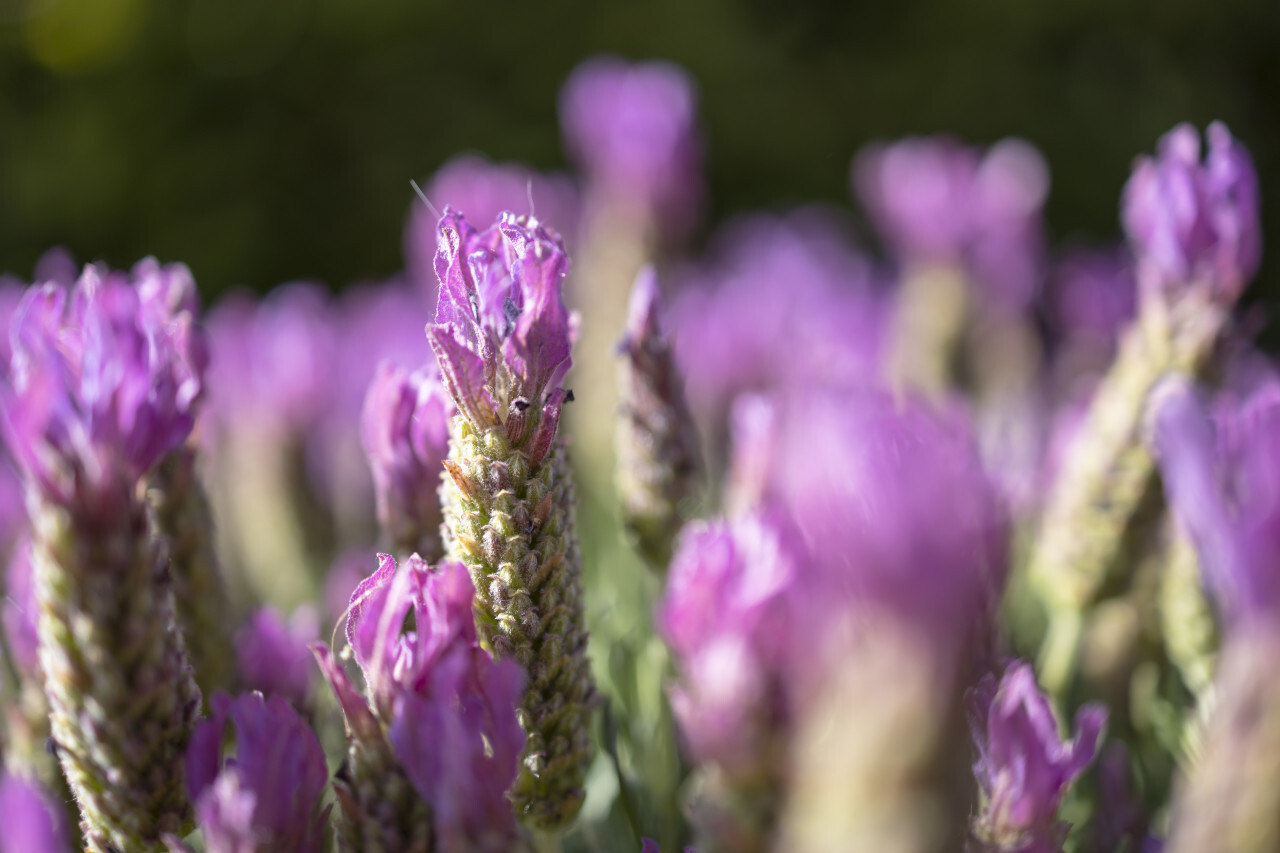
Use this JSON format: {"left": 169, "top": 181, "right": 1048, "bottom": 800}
{"left": 1028, "top": 123, "right": 1261, "bottom": 697}
{"left": 967, "top": 662, "right": 1106, "bottom": 852}
{"left": 1, "top": 267, "right": 202, "bottom": 850}
{"left": 428, "top": 208, "right": 596, "bottom": 829}
{"left": 312, "top": 555, "right": 527, "bottom": 852}
{"left": 0, "top": 772, "right": 71, "bottom": 853}
{"left": 168, "top": 692, "right": 328, "bottom": 853}
{"left": 361, "top": 360, "right": 453, "bottom": 561}
{"left": 615, "top": 267, "right": 700, "bottom": 569}
{"left": 665, "top": 389, "right": 1007, "bottom": 852}
{"left": 559, "top": 56, "right": 702, "bottom": 232}
{"left": 659, "top": 511, "right": 799, "bottom": 852}
{"left": 128, "top": 258, "right": 236, "bottom": 699}
{"left": 1122, "top": 122, "right": 1261, "bottom": 300}
{"left": 853, "top": 135, "right": 1048, "bottom": 311}
{"left": 1150, "top": 379, "right": 1280, "bottom": 627}
{"left": 234, "top": 606, "right": 318, "bottom": 711}
{"left": 666, "top": 210, "right": 886, "bottom": 461}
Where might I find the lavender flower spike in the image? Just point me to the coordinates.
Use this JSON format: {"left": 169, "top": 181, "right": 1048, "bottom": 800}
{"left": 165, "top": 692, "right": 328, "bottom": 853}
{"left": 312, "top": 555, "right": 528, "bottom": 852}
{"left": 968, "top": 662, "right": 1106, "bottom": 852}
{"left": 428, "top": 209, "right": 596, "bottom": 829}
{"left": 1, "top": 268, "right": 202, "bottom": 850}
{"left": 361, "top": 359, "right": 454, "bottom": 561}
{"left": 616, "top": 267, "right": 699, "bottom": 569}
{"left": 0, "top": 772, "right": 72, "bottom": 853}
{"left": 1027, "top": 123, "right": 1261, "bottom": 696}
{"left": 135, "top": 258, "right": 237, "bottom": 699}
{"left": 1151, "top": 380, "right": 1280, "bottom": 852}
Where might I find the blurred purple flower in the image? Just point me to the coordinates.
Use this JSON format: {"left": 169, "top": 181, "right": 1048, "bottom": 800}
{"left": 2, "top": 264, "right": 200, "bottom": 517}
{"left": 361, "top": 360, "right": 453, "bottom": 559}
{"left": 407, "top": 154, "right": 579, "bottom": 288}
{"left": 667, "top": 210, "right": 886, "bottom": 431}
{"left": 967, "top": 661, "right": 1106, "bottom": 852}
{"left": 205, "top": 283, "right": 336, "bottom": 435}
{"left": 560, "top": 55, "right": 703, "bottom": 231}
{"left": 766, "top": 390, "right": 1009, "bottom": 663}
{"left": 235, "top": 606, "right": 319, "bottom": 710}
{"left": 1122, "top": 122, "right": 1261, "bottom": 299}
{"left": 427, "top": 209, "right": 573, "bottom": 463}
{"left": 1150, "top": 378, "right": 1280, "bottom": 628}
{"left": 1, "top": 535, "right": 37, "bottom": 676}
{"left": 854, "top": 136, "right": 1048, "bottom": 310}
{"left": 1049, "top": 247, "right": 1137, "bottom": 347}
{"left": 0, "top": 773, "right": 71, "bottom": 853}
{"left": 659, "top": 511, "right": 800, "bottom": 774}
{"left": 178, "top": 692, "right": 328, "bottom": 853}
{"left": 313, "top": 555, "right": 526, "bottom": 848}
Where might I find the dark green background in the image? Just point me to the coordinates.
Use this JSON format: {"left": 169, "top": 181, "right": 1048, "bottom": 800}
{"left": 1, "top": 0, "right": 1277, "bottom": 305}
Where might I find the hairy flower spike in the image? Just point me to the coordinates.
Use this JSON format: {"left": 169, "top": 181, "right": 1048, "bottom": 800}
{"left": 616, "top": 267, "right": 700, "bottom": 569}
{"left": 362, "top": 360, "right": 453, "bottom": 561}
{"left": 430, "top": 209, "right": 596, "bottom": 829}
{"left": 313, "top": 555, "right": 528, "bottom": 853}
{"left": 2, "top": 267, "right": 203, "bottom": 851}
{"left": 1028, "top": 123, "right": 1261, "bottom": 697}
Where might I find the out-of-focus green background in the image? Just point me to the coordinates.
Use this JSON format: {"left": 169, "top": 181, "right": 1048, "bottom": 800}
{"left": 1, "top": 0, "right": 1278, "bottom": 302}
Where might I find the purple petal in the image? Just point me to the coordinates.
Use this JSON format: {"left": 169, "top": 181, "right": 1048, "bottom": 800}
{"left": 0, "top": 773, "right": 72, "bottom": 853}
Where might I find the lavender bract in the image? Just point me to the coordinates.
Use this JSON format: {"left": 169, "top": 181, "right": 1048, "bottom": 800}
{"left": 170, "top": 692, "right": 328, "bottom": 853}
{"left": 428, "top": 209, "right": 596, "bottom": 829}
{"left": 361, "top": 360, "right": 453, "bottom": 561}
{"left": 313, "top": 555, "right": 527, "bottom": 853}
{"left": 967, "top": 662, "right": 1106, "bottom": 852}
{"left": 406, "top": 155, "right": 579, "bottom": 291}
{"left": 2, "top": 267, "right": 203, "bottom": 851}
{"left": 1122, "top": 122, "right": 1261, "bottom": 300}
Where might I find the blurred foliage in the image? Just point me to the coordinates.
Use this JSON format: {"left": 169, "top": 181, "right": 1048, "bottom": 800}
{"left": 1, "top": 0, "right": 1279, "bottom": 310}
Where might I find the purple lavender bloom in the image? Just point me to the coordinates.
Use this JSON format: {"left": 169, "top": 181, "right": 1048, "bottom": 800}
{"left": 0, "top": 773, "right": 71, "bottom": 853}
{"left": 1122, "top": 122, "right": 1261, "bottom": 299}
{"left": 177, "top": 692, "right": 328, "bottom": 853}
{"left": 967, "top": 661, "right": 1106, "bottom": 852}
{"left": 1050, "top": 247, "right": 1138, "bottom": 347}
{"left": 407, "top": 155, "right": 580, "bottom": 288}
{"left": 667, "top": 210, "right": 886, "bottom": 431}
{"left": 2, "top": 265, "right": 200, "bottom": 518}
{"left": 313, "top": 555, "right": 526, "bottom": 849}
{"left": 559, "top": 55, "right": 703, "bottom": 231}
{"left": 854, "top": 136, "right": 1048, "bottom": 310}
{"left": 235, "top": 607, "right": 319, "bottom": 710}
{"left": 205, "top": 283, "right": 336, "bottom": 435}
{"left": 659, "top": 511, "right": 799, "bottom": 775}
{"left": 361, "top": 360, "right": 453, "bottom": 560}
{"left": 427, "top": 209, "right": 573, "bottom": 461}
{"left": 766, "top": 390, "right": 1009, "bottom": 662}
{"left": 1150, "top": 378, "right": 1280, "bottom": 628}
{"left": 1, "top": 535, "right": 37, "bottom": 676}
